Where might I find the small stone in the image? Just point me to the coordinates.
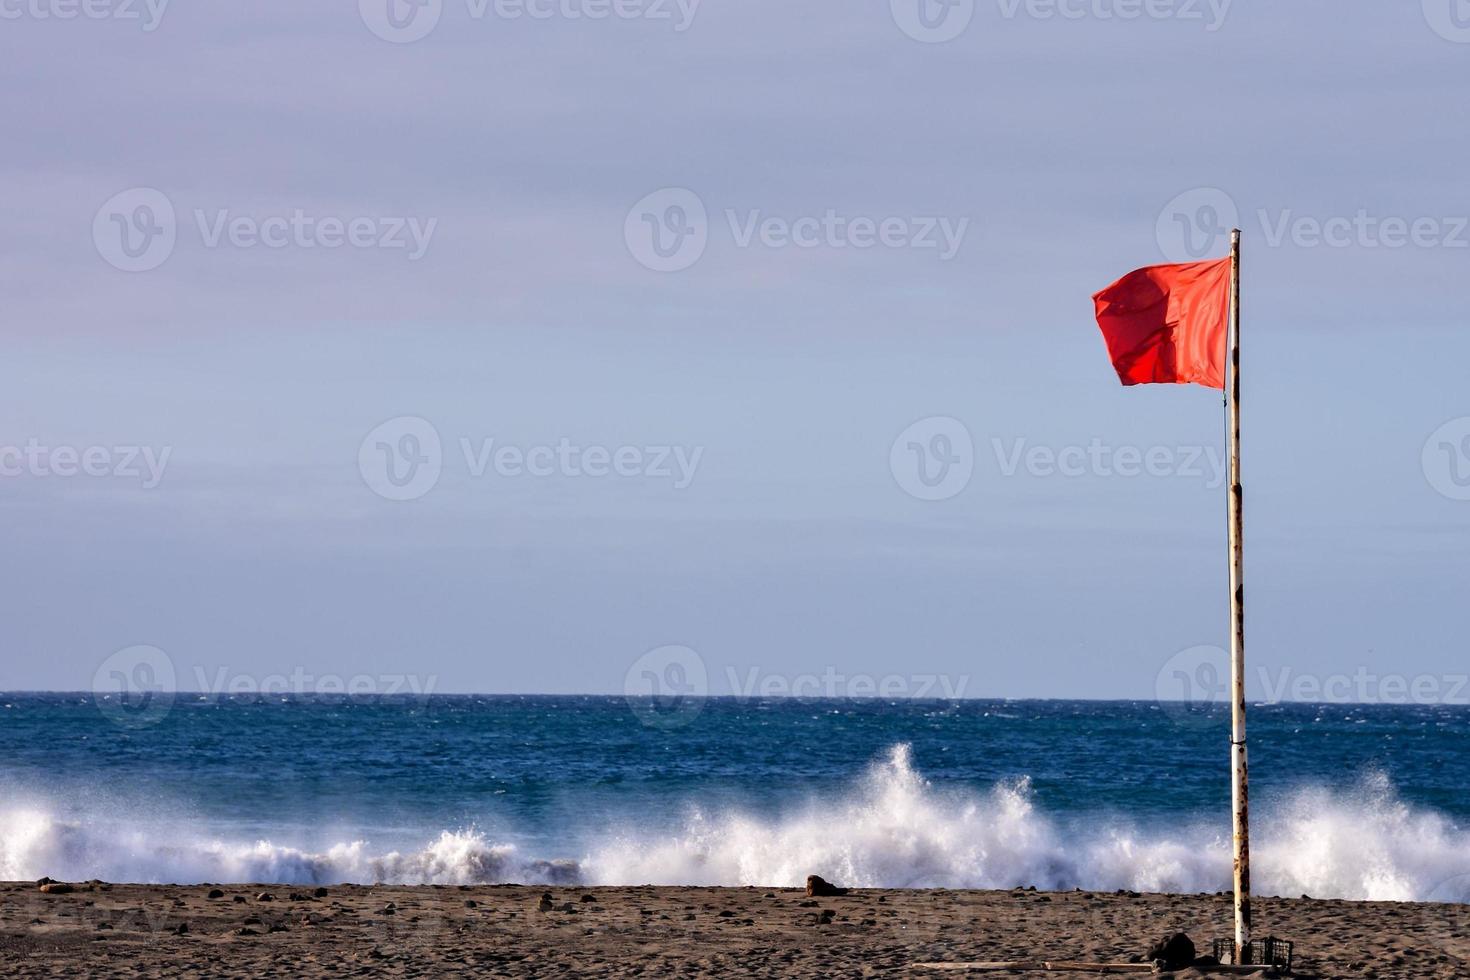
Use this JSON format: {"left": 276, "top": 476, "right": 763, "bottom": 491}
{"left": 207, "top": 889, "right": 225, "bottom": 900}
{"left": 536, "top": 893, "right": 555, "bottom": 912}
{"left": 255, "top": 892, "right": 275, "bottom": 902}
{"left": 313, "top": 887, "right": 329, "bottom": 898}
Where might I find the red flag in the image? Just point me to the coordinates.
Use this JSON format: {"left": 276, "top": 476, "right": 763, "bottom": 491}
{"left": 1092, "top": 257, "right": 1231, "bottom": 389}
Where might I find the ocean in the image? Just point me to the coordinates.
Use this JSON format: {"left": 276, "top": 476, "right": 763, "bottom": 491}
{"left": 3, "top": 694, "right": 1469, "bottom": 902}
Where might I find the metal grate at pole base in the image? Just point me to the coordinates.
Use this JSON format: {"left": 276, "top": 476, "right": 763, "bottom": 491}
{"left": 1212, "top": 937, "right": 1294, "bottom": 971}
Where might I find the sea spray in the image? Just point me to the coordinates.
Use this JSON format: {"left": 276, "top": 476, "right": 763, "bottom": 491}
{"left": 4, "top": 744, "right": 1470, "bottom": 900}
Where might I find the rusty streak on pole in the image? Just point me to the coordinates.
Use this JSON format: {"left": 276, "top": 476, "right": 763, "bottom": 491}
{"left": 1226, "top": 228, "right": 1251, "bottom": 961}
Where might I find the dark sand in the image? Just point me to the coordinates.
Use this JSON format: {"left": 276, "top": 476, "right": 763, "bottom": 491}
{"left": 2, "top": 881, "right": 1467, "bottom": 978}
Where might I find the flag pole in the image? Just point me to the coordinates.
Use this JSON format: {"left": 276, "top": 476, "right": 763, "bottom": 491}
{"left": 1226, "top": 228, "right": 1251, "bottom": 961}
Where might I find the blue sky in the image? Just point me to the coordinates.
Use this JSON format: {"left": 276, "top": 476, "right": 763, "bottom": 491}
{"left": 2, "top": 1, "right": 1468, "bottom": 700}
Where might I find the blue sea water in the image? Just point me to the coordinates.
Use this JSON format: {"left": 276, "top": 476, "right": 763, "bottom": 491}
{"left": 2, "top": 694, "right": 1469, "bottom": 900}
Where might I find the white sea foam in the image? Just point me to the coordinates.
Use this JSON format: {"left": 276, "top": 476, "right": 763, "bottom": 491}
{"left": 3, "top": 745, "right": 1469, "bottom": 901}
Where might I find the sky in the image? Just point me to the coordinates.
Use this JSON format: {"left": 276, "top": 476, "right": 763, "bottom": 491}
{"left": 1, "top": 0, "right": 1468, "bottom": 703}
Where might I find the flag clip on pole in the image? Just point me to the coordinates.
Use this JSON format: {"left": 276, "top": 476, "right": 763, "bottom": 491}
{"left": 1226, "top": 228, "right": 1251, "bottom": 962}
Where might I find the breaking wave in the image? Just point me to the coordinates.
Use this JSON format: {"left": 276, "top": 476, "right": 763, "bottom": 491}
{"left": 4, "top": 745, "right": 1469, "bottom": 901}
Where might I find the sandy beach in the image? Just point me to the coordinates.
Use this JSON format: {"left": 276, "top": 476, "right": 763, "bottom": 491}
{"left": 2, "top": 881, "right": 1465, "bottom": 978}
